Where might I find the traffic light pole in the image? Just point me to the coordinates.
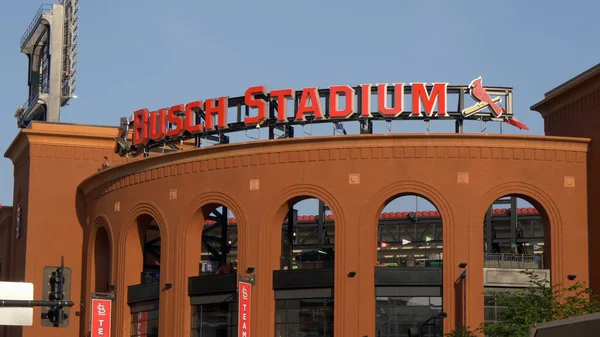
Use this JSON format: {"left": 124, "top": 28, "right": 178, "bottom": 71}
{"left": 0, "top": 256, "right": 72, "bottom": 328}
{"left": 45, "top": 256, "right": 69, "bottom": 327}
{"left": 0, "top": 300, "right": 74, "bottom": 308}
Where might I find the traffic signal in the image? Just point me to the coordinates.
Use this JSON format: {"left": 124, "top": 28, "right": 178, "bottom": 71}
{"left": 42, "top": 257, "right": 71, "bottom": 327}
{"left": 48, "top": 271, "right": 60, "bottom": 300}
{"left": 46, "top": 267, "right": 68, "bottom": 326}
{"left": 47, "top": 270, "right": 60, "bottom": 326}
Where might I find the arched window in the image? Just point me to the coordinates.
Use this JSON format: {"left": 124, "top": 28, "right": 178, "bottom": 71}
{"left": 125, "top": 214, "right": 161, "bottom": 337}
{"left": 482, "top": 195, "right": 549, "bottom": 326}
{"left": 376, "top": 194, "right": 444, "bottom": 337}
{"left": 275, "top": 197, "right": 336, "bottom": 337}
{"left": 190, "top": 204, "right": 239, "bottom": 337}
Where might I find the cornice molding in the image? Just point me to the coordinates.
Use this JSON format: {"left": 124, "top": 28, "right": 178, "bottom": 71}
{"left": 4, "top": 122, "right": 120, "bottom": 164}
{"left": 531, "top": 64, "right": 600, "bottom": 117}
{"left": 78, "top": 134, "right": 590, "bottom": 200}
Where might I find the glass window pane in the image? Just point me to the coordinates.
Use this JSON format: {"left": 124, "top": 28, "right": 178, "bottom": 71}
{"left": 286, "top": 299, "right": 300, "bottom": 309}
{"left": 275, "top": 297, "right": 334, "bottom": 337}
{"left": 430, "top": 297, "right": 442, "bottom": 307}
{"left": 374, "top": 296, "right": 443, "bottom": 337}
{"left": 484, "top": 295, "right": 496, "bottom": 306}
{"left": 287, "top": 323, "right": 300, "bottom": 337}
{"left": 275, "top": 310, "right": 286, "bottom": 323}
{"left": 191, "top": 300, "right": 237, "bottom": 337}
{"left": 286, "top": 308, "right": 300, "bottom": 323}
{"left": 484, "top": 307, "right": 496, "bottom": 321}
{"left": 130, "top": 308, "right": 159, "bottom": 337}
{"left": 275, "top": 323, "right": 287, "bottom": 337}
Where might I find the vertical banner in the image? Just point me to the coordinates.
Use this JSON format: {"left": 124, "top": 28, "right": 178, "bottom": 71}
{"left": 134, "top": 312, "right": 148, "bottom": 337}
{"left": 238, "top": 281, "right": 251, "bottom": 337}
{"left": 91, "top": 298, "right": 112, "bottom": 337}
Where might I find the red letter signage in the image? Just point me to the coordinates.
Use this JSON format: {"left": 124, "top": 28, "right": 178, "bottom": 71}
{"left": 329, "top": 85, "right": 355, "bottom": 119}
{"left": 117, "top": 76, "right": 519, "bottom": 158}
{"left": 377, "top": 83, "right": 405, "bottom": 117}
{"left": 270, "top": 89, "right": 295, "bottom": 122}
{"left": 185, "top": 101, "right": 204, "bottom": 133}
{"left": 149, "top": 109, "right": 167, "bottom": 141}
{"left": 295, "top": 87, "right": 324, "bottom": 121}
{"left": 91, "top": 298, "right": 112, "bottom": 337}
{"left": 360, "top": 84, "right": 373, "bottom": 117}
{"left": 238, "top": 281, "right": 251, "bottom": 337}
{"left": 205, "top": 97, "right": 229, "bottom": 130}
{"left": 244, "top": 86, "right": 268, "bottom": 125}
{"left": 166, "top": 104, "right": 185, "bottom": 138}
{"left": 411, "top": 83, "right": 448, "bottom": 117}
{"left": 132, "top": 109, "right": 149, "bottom": 146}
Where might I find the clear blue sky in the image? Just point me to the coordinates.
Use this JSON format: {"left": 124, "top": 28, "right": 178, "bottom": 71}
{"left": 1, "top": 0, "right": 599, "bottom": 213}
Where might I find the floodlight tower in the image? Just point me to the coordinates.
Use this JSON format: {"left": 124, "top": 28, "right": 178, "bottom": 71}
{"left": 14, "top": 0, "right": 80, "bottom": 128}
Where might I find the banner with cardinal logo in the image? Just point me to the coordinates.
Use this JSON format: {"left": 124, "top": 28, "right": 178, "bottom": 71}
{"left": 91, "top": 298, "right": 112, "bottom": 337}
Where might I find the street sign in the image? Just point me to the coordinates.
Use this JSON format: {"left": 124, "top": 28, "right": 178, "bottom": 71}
{"left": 0, "top": 282, "right": 34, "bottom": 326}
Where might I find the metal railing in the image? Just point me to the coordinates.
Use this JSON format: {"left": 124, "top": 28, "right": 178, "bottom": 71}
{"left": 17, "top": 91, "right": 40, "bottom": 120}
{"left": 20, "top": 4, "right": 53, "bottom": 48}
{"left": 280, "top": 257, "right": 335, "bottom": 270}
{"left": 484, "top": 253, "right": 544, "bottom": 269}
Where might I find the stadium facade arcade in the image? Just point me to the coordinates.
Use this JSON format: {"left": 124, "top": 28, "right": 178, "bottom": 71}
{"left": 2, "top": 62, "right": 600, "bottom": 337}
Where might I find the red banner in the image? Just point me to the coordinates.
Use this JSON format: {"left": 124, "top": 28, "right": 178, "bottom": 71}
{"left": 91, "top": 298, "right": 112, "bottom": 337}
{"left": 134, "top": 312, "right": 147, "bottom": 336}
{"left": 238, "top": 281, "right": 251, "bottom": 337}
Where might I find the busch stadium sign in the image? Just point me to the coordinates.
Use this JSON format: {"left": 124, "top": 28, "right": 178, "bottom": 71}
{"left": 114, "top": 76, "right": 528, "bottom": 157}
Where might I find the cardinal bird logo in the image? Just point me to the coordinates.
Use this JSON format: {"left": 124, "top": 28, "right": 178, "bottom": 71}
{"left": 463, "top": 76, "right": 504, "bottom": 117}
{"left": 462, "top": 76, "right": 530, "bottom": 131}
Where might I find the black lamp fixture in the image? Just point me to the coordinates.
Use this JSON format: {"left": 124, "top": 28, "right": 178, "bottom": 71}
{"left": 458, "top": 262, "right": 467, "bottom": 281}
{"left": 246, "top": 266, "right": 255, "bottom": 274}
{"left": 348, "top": 271, "right": 356, "bottom": 278}
{"left": 568, "top": 274, "right": 577, "bottom": 281}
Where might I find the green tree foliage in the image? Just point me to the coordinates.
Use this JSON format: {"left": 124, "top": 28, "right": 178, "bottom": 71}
{"left": 444, "top": 324, "right": 477, "bottom": 337}
{"left": 445, "top": 271, "right": 600, "bottom": 337}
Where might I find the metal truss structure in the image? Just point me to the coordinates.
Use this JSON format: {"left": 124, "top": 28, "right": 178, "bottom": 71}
{"left": 484, "top": 197, "right": 545, "bottom": 255}
{"left": 15, "top": 0, "right": 79, "bottom": 128}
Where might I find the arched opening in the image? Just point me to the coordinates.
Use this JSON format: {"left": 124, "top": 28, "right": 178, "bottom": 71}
{"left": 375, "top": 195, "right": 444, "bottom": 337}
{"left": 482, "top": 195, "right": 549, "bottom": 326}
{"left": 189, "top": 204, "right": 239, "bottom": 337}
{"left": 93, "top": 226, "right": 111, "bottom": 293}
{"left": 275, "top": 197, "right": 335, "bottom": 337}
{"left": 126, "top": 214, "right": 161, "bottom": 337}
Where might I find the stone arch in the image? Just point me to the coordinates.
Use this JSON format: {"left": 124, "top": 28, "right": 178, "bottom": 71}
{"left": 171, "top": 192, "right": 248, "bottom": 337}
{"left": 357, "top": 180, "right": 455, "bottom": 335}
{"left": 471, "top": 181, "right": 563, "bottom": 282}
{"left": 116, "top": 201, "right": 170, "bottom": 337}
{"left": 82, "top": 215, "right": 115, "bottom": 334}
{"left": 88, "top": 214, "right": 115, "bottom": 293}
{"left": 362, "top": 181, "right": 455, "bottom": 268}
{"left": 256, "top": 183, "right": 346, "bottom": 337}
